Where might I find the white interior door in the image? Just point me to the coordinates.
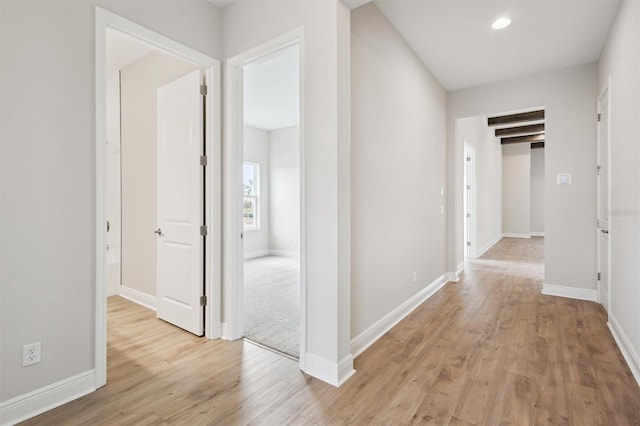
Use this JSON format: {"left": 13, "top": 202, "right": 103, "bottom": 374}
{"left": 156, "top": 69, "right": 204, "bottom": 336}
{"left": 597, "top": 88, "right": 610, "bottom": 313}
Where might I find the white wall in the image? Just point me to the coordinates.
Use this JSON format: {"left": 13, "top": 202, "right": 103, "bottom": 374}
{"left": 0, "top": 0, "right": 221, "bottom": 404}
{"left": 456, "top": 116, "right": 502, "bottom": 256}
{"left": 243, "top": 126, "right": 270, "bottom": 257}
{"left": 597, "top": 0, "right": 640, "bottom": 382}
{"left": 351, "top": 3, "right": 447, "bottom": 338}
{"left": 269, "top": 126, "right": 300, "bottom": 255}
{"left": 223, "top": 0, "right": 352, "bottom": 380}
{"left": 502, "top": 144, "right": 531, "bottom": 237}
{"left": 530, "top": 148, "right": 545, "bottom": 235}
{"left": 448, "top": 63, "right": 598, "bottom": 291}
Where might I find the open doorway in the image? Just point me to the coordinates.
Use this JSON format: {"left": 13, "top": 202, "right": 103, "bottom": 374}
{"left": 96, "top": 8, "right": 222, "bottom": 387}
{"left": 241, "top": 45, "right": 301, "bottom": 359}
{"left": 456, "top": 110, "right": 545, "bottom": 262}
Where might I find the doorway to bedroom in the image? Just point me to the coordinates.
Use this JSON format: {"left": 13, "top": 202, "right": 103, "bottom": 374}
{"left": 242, "top": 44, "right": 301, "bottom": 359}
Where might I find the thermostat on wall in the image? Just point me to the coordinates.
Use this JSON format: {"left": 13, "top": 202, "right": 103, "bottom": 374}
{"left": 557, "top": 173, "right": 572, "bottom": 185}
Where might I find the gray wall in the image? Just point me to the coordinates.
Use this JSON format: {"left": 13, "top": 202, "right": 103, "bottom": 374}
{"left": 597, "top": 0, "right": 640, "bottom": 378}
{"left": 502, "top": 143, "right": 531, "bottom": 237}
{"left": 120, "top": 51, "right": 199, "bottom": 298}
{"left": 0, "top": 0, "right": 221, "bottom": 403}
{"left": 351, "top": 3, "right": 447, "bottom": 338}
{"left": 269, "top": 126, "right": 300, "bottom": 255}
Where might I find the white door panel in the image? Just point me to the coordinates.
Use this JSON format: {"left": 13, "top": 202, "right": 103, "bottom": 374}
{"left": 156, "top": 69, "right": 204, "bottom": 336}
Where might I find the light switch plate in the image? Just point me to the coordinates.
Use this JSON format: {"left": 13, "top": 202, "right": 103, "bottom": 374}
{"left": 557, "top": 173, "right": 572, "bottom": 185}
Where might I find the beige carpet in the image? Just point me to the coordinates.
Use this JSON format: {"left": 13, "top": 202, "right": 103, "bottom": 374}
{"left": 244, "top": 255, "right": 300, "bottom": 358}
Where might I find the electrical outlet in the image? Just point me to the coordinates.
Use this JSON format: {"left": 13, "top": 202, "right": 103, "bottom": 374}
{"left": 23, "top": 342, "right": 41, "bottom": 367}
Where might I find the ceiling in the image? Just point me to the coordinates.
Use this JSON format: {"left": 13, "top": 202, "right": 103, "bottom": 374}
{"left": 374, "top": 0, "right": 619, "bottom": 91}
{"left": 243, "top": 45, "right": 300, "bottom": 131}
{"left": 210, "top": 0, "right": 618, "bottom": 92}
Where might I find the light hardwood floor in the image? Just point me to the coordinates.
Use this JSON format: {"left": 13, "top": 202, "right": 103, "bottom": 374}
{"left": 24, "top": 237, "right": 640, "bottom": 425}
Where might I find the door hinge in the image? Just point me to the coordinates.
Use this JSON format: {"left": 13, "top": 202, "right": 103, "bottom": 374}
{"left": 467, "top": 241, "right": 471, "bottom": 247}
{"left": 597, "top": 113, "right": 602, "bottom": 122}
{"left": 466, "top": 213, "right": 471, "bottom": 218}
{"left": 597, "top": 165, "right": 601, "bottom": 175}
{"left": 597, "top": 272, "right": 601, "bottom": 281}
{"left": 200, "top": 155, "right": 208, "bottom": 166}
{"left": 200, "top": 295, "right": 207, "bottom": 306}
{"left": 200, "top": 84, "right": 208, "bottom": 96}
{"left": 466, "top": 157, "right": 471, "bottom": 162}
{"left": 467, "top": 185, "right": 471, "bottom": 190}
{"left": 200, "top": 225, "right": 208, "bottom": 236}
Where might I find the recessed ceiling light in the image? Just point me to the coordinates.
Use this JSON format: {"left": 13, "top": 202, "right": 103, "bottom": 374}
{"left": 492, "top": 17, "right": 511, "bottom": 30}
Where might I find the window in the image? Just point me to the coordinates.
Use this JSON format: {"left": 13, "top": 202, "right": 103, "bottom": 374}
{"left": 243, "top": 162, "right": 259, "bottom": 230}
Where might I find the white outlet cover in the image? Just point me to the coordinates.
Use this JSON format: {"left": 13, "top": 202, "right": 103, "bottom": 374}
{"left": 23, "top": 341, "right": 41, "bottom": 367}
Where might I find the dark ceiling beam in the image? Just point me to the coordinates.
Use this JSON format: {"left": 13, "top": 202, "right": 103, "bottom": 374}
{"left": 488, "top": 110, "right": 545, "bottom": 127}
{"left": 531, "top": 142, "right": 545, "bottom": 149}
{"left": 501, "top": 133, "right": 545, "bottom": 145}
{"left": 495, "top": 123, "right": 545, "bottom": 137}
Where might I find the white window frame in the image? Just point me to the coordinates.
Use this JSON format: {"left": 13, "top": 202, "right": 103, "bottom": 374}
{"left": 243, "top": 161, "right": 260, "bottom": 231}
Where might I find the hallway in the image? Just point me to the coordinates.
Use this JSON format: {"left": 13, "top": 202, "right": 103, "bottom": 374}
{"left": 24, "top": 238, "right": 640, "bottom": 425}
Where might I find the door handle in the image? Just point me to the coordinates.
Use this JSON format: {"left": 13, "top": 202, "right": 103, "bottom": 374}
{"left": 107, "top": 220, "right": 110, "bottom": 232}
{"left": 154, "top": 228, "right": 164, "bottom": 237}
{"left": 601, "top": 229, "right": 609, "bottom": 234}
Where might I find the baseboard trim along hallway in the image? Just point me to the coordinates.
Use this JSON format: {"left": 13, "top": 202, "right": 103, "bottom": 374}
{"left": 350, "top": 273, "right": 450, "bottom": 358}
{"left": 608, "top": 315, "right": 640, "bottom": 387}
{"left": 0, "top": 371, "right": 95, "bottom": 426}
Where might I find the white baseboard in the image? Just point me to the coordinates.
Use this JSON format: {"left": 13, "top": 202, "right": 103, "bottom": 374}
{"left": 269, "top": 250, "right": 300, "bottom": 258}
{"left": 608, "top": 314, "right": 640, "bottom": 387}
{"left": 244, "top": 250, "right": 270, "bottom": 260}
{"left": 106, "top": 288, "right": 119, "bottom": 297}
{"left": 0, "top": 370, "right": 95, "bottom": 426}
{"left": 475, "top": 235, "right": 502, "bottom": 258}
{"left": 541, "top": 283, "right": 597, "bottom": 302}
{"left": 119, "top": 286, "right": 156, "bottom": 311}
{"left": 304, "top": 353, "right": 355, "bottom": 387}
{"left": 456, "top": 262, "right": 464, "bottom": 275}
{"left": 502, "top": 233, "right": 531, "bottom": 239}
{"left": 530, "top": 232, "right": 545, "bottom": 237}
{"left": 351, "top": 273, "right": 449, "bottom": 358}
{"left": 446, "top": 271, "right": 459, "bottom": 282}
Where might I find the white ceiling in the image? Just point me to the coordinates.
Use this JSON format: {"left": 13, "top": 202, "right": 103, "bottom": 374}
{"left": 211, "top": 0, "right": 618, "bottom": 92}
{"left": 374, "top": 0, "right": 620, "bottom": 91}
{"left": 243, "top": 45, "right": 300, "bottom": 131}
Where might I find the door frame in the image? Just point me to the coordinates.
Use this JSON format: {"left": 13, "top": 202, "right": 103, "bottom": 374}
{"left": 596, "top": 77, "right": 612, "bottom": 313}
{"left": 223, "top": 28, "right": 307, "bottom": 369}
{"left": 95, "top": 7, "right": 222, "bottom": 388}
{"left": 463, "top": 141, "right": 477, "bottom": 258}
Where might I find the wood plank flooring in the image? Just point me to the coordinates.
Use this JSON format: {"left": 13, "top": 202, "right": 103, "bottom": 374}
{"left": 24, "top": 237, "right": 640, "bottom": 425}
